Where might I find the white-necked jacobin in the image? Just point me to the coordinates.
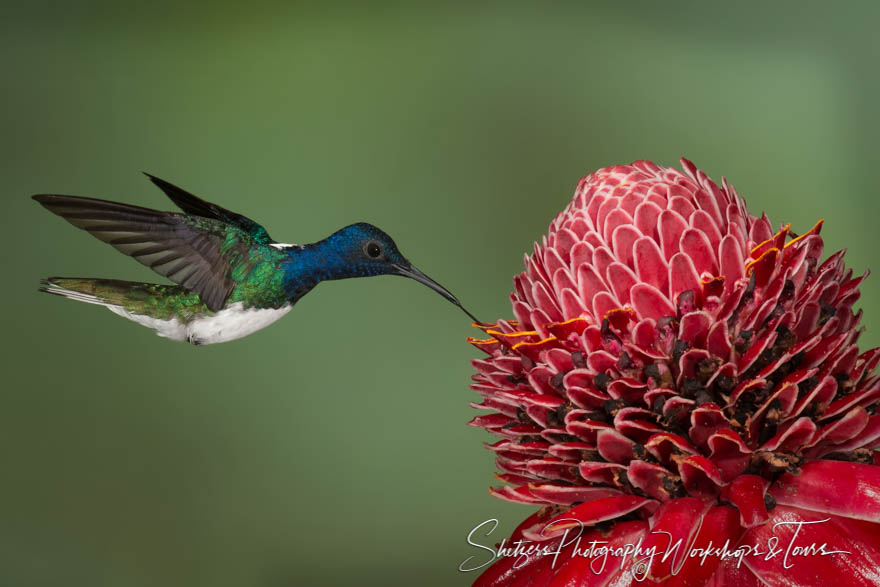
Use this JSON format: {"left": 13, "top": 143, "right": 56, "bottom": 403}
{"left": 34, "top": 174, "right": 480, "bottom": 345}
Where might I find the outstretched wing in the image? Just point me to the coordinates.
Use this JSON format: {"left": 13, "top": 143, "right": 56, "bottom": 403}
{"left": 143, "top": 174, "right": 274, "bottom": 245}
{"left": 33, "top": 194, "right": 278, "bottom": 312}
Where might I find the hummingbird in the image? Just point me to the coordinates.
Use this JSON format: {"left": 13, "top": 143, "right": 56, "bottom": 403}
{"left": 34, "top": 174, "right": 480, "bottom": 345}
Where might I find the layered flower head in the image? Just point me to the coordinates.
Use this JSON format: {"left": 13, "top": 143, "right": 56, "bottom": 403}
{"left": 467, "top": 160, "right": 880, "bottom": 585}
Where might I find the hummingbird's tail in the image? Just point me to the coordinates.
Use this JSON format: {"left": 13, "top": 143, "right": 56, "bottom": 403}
{"left": 39, "top": 277, "right": 180, "bottom": 308}
{"left": 40, "top": 277, "right": 119, "bottom": 306}
{"left": 38, "top": 277, "right": 209, "bottom": 342}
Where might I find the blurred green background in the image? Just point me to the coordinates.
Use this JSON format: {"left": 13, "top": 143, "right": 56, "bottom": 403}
{"left": 2, "top": 1, "right": 879, "bottom": 585}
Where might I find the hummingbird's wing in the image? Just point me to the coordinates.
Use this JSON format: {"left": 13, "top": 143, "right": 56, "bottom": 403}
{"left": 143, "top": 174, "right": 274, "bottom": 245}
{"left": 33, "top": 194, "right": 281, "bottom": 312}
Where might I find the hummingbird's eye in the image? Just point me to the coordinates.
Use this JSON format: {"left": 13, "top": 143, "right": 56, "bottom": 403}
{"left": 365, "top": 241, "right": 383, "bottom": 259}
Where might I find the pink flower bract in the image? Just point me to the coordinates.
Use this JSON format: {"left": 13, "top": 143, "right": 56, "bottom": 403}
{"left": 467, "top": 159, "right": 880, "bottom": 586}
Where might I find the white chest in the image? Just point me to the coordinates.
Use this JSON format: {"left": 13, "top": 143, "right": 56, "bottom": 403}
{"left": 109, "top": 302, "right": 293, "bottom": 345}
{"left": 184, "top": 303, "right": 293, "bottom": 345}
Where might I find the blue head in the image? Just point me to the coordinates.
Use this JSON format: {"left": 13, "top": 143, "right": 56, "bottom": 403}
{"left": 289, "top": 222, "right": 480, "bottom": 322}
{"left": 326, "top": 223, "right": 412, "bottom": 277}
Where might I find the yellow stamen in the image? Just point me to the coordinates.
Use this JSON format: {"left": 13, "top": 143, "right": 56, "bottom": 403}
{"left": 784, "top": 218, "right": 824, "bottom": 249}
{"left": 486, "top": 329, "right": 539, "bottom": 338}
{"left": 466, "top": 337, "right": 498, "bottom": 345}
{"left": 512, "top": 336, "right": 558, "bottom": 351}
{"left": 547, "top": 316, "right": 590, "bottom": 329}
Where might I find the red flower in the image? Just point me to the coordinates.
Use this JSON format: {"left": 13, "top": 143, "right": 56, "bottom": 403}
{"left": 467, "top": 160, "right": 880, "bottom": 585}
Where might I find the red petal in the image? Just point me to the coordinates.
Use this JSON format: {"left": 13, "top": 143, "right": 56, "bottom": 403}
{"left": 525, "top": 460, "right": 579, "bottom": 483}
{"left": 749, "top": 214, "right": 773, "bottom": 247}
{"left": 679, "top": 455, "right": 724, "bottom": 497}
{"left": 472, "top": 537, "right": 556, "bottom": 586}
{"left": 591, "top": 291, "right": 621, "bottom": 323}
{"left": 659, "top": 209, "right": 689, "bottom": 259}
{"left": 811, "top": 413, "right": 880, "bottom": 458}
{"left": 707, "top": 428, "right": 752, "bottom": 482}
{"left": 736, "top": 330, "right": 778, "bottom": 374}
{"left": 489, "top": 485, "right": 548, "bottom": 504}
{"left": 661, "top": 505, "right": 746, "bottom": 587}
{"left": 578, "top": 461, "right": 627, "bottom": 485}
{"left": 720, "top": 475, "right": 770, "bottom": 528}
{"left": 719, "top": 234, "right": 746, "bottom": 289}
{"left": 611, "top": 223, "right": 640, "bottom": 269}
{"left": 745, "top": 246, "right": 778, "bottom": 288}
{"left": 468, "top": 336, "right": 504, "bottom": 354}
{"left": 548, "top": 253, "right": 573, "bottom": 290}
{"left": 577, "top": 263, "right": 609, "bottom": 306}
{"left": 632, "top": 283, "right": 675, "bottom": 321}
{"left": 769, "top": 460, "right": 880, "bottom": 522}
{"left": 679, "top": 311, "right": 712, "bottom": 348}
{"left": 691, "top": 209, "right": 723, "bottom": 252}
{"left": 690, "top": 404, "right": 730, "bottom": 450}
{"left": 548, "top": 520, "right": 649, "bottom": 586}
{"left": 558, "top": 287, "right": 586, "bottom": 318}
{"left": 627, "top": 459, "right": 678, "bottom": 502}
{"left": 546, "top": 317, "right": 590, "bottom": 340}
{"left": 681, "top": 227, "right": 719, "bottom": 276}
{"left": 527, "top": 484, "right": 624, "bottom": 506}
{"left": 789, "top": 375, "right": 837, "bottom": 422}
{"left": 707, "top": 321, "right": 732, "bottom": 360}
{"left": 513, "top": 337, "right": 560, "bottom": 363}
{"left": 641, "top": 498, "right": 714, "bottom": 582}
{"left": 669, "top": 195, "right": 697, "bottom": 222}
{"left": 606, "top": 261, "right": 639, "bottom": 306}
{"left": 705, "top": 558, "right": 763, "bottom": 587}
{"left": 468, "top": 413, "right": 516, "bottom": 429}
{"left": 565, "top": 386, "right": 606, "bottom": 410}
{"left": 529, "top": 495, "right": 656, "bottom": 540}
{"left": 532, "top": 281, "right": 564, "bottom": 321}
{"left": 808, "top": 407, "right": 869, "bottom": 449}
{"left": 613, "top": 407, "right": 663, "bottom": 442}
{"left": 741, "top": 506, "right": 880, "bottom": 587}
{"left": 546, "top": 441, "right": 595, "bottom": 460}
{"left": 645, "top": 432, "right": 699, "bottom": 465}
{"left": 635, "top": 200, "right": 663, "bottom": 238}
{"left": 758, "top": 417, "right": 816, "bottom": 453}
{"left": 606, "top": 378, "right": 649, "bottom": 403}
{"left": 669, "top": 251, "right": 703, "bottom": 303}
{"left": 634, "top": 235, "right": 670, "bottom": 296}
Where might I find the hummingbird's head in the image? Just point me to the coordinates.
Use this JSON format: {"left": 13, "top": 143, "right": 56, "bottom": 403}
{"left": 332, "top": 222, "right": 481, "bottom": 323}
{"left": 335, "top": 222, "right": 409, "bottom": 273}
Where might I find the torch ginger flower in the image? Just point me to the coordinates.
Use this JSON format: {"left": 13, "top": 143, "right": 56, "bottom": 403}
{"left": 467, "top": 160, "right": 880, "bottom": 586}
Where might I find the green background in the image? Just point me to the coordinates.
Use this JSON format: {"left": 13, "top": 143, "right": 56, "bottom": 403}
{"left": 2, "top": 2, "right": 879, "bottom": 585}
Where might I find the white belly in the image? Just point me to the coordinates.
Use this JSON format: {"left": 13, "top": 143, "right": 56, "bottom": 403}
{"left": 185, "top": 303, "right": 293, "bottom": 344}
{"left": 107, "top": 302, "right": 292, "bottom": 345}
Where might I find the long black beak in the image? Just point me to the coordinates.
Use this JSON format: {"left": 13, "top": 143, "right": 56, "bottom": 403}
{"left": 393, "top": 264, "right": 483, "bottom": 324}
